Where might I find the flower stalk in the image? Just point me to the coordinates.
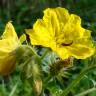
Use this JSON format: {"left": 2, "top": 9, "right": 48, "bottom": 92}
{"left": 75, "top": 87, "right": 96, "bottom": 96}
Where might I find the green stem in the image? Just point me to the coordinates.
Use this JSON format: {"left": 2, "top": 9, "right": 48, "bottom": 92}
{"left": 43, "top": 75, "right": 52, "bottom": 89}
{"left": 60, "top": 65, "right": 96, "bottom": 96}
{"left": 24, "top": 45, "right": 40, "bottom": 59}
{"left": 41, "top": 49, "right": 50, "bottom": 60}
{"left": 9, "top": 82, "right": 18, "bottom": 96}
{"left": 19, "top": 56, "right": 33, "bottom": 71}
{"left": 75, "top": 87, "right": 96, "bottom": 96}
{"left": 44, "top": 75, "right": 51, "bottom": 84}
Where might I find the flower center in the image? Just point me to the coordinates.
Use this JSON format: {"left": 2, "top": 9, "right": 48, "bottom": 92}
{"left": 61, "top": 41, "right": 73, "bottom": 46}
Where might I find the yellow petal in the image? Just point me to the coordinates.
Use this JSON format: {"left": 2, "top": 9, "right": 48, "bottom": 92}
{"left": 43, "top": 7, "right": 69, "bottom": 25}
{"left": 65, "top": 27, "right": 94, "bottom": 59}
{"left": 19, "top": 34, "right": 26, "bottom": 43}
{"left": 0, "top": 39, "right": 18, "bottom": 54}
{"left": 0, "top": 22, "right": 20, "bottom": 75}
{"left": 56, "top": 47, "right": 70, "bottom": 59}
{"left": 0, "top": 22, "right": 20, "bottom": 53}
{"left": 0, "top": 54, "right": 16, "bottom": 75}
{"left": 62, "top": 15, "right": 81, "bottom": 42}
{"left": 26, "top": 19, "right": 56, "bottom": 49}
{"left": 2, "top": 21, "right": 19, "bottom": 42}
{"left": 67, "top": 44, "right": 94, "bottom": 59}
{"left": 43, "top": 7, "right": 70, "bottom": 36}
{"left": 26, "top": 7, "right": 70, "bottom": 50}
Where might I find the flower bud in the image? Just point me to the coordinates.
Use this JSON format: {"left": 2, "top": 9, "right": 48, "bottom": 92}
{"left": 0, "top": 52, "right": 16, "bottom": 75}
{"left": 50, "top": 57, "right": 74, "bottom": 76}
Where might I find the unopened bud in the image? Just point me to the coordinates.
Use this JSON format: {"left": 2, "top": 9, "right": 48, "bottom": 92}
{"left": 33, "top": 78, "right": 42, "bottom": 96}
{"left": 50, "top": 57, "right": 74, "bottom": 76}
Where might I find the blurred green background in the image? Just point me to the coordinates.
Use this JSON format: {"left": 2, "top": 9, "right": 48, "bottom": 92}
{"left": 0, "top": 0, "right": 96, "bottom": 96}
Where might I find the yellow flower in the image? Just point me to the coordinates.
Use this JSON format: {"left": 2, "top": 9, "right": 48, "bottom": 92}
{"left": 26, "top": 7, "right": 94, "bottom": 59}
{"left": 0, "top": 22, "right": 20, "bottom": 75}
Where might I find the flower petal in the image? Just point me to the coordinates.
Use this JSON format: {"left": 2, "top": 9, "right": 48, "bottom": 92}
{"left": 62, "top": 15, "right": 83, "bottom": 41}
{"left": 26, "top": 7, "right": 70, "bottom": 50}
{"left": 43, "top": 7, "right": 70, "bottom": 36}
{"left": 0, "top": 22, "right": 20, "bottom": 75}
{"left": 55, "top": 47, "right": 70, "bottom": 59}
{"left": 0, "top": 39, "right": 18, "bottom": 54}
{"left": 2, "top": 21, "right": 19, "bottom": 42}
{"left": 67, "top": 44, "right": 94, "bottom": 59}
{"left": 19, "top": 34, "right": 26, "bottom": 43}
{"left": 0, "top": 54, "right": 16, "bottom": 75}
{"left": 0, "top": 22, "right": 20, "bottom": 54}
{"left": 26, "top": 19, "right": 56, "bottom": 49}
{"left": 0, "top": 22, "right": 20, "bottom": 60}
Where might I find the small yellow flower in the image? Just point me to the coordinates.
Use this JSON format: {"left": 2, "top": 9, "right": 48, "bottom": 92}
{"left": 26, "top": 7, "right": 94, "bottom": 59}
{"left": 0, "top": 22, "right": 20, "bottom": 75}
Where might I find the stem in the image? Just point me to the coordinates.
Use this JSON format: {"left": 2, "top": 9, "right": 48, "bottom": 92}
{"left": 43, "top": 75, "right": 52, "bottom": 89}
{"left": 9, "top": 82, "right": 18, "bottom": 96}
{"left": 19, "top": 56, "right": 33, "bottom": 71}
{"left": 41, "top": 49, "right": 50, "bottom": 60}
{"left": 24, "top": 45, "right": 40, "bottom": 59}
{"left": 44, "top": 75, "right": 51, "bottom": 84}
{"left": 60, "top": 65, "right": 96, "bottom": 96}
{"left": 16, "top": 45, "right": 41, "bottom": 62}
{"left": 75, "top": 87, "right": 96, "bottom": 96}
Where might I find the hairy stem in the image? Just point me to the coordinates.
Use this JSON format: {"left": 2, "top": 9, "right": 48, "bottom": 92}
{"left": 75, "top": 87, "right": 96, "bottom": 96}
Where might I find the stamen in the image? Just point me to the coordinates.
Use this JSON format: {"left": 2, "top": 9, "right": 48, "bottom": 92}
{"left": 61, "top": 41, "right": 73, "bottom": 46}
